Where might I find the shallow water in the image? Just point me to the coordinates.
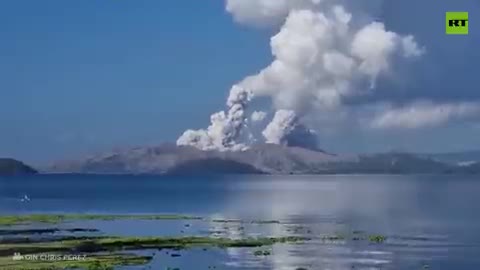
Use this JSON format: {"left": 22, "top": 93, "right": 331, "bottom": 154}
{"left": 1, "top": 174, "right": 480, "bottom": 270}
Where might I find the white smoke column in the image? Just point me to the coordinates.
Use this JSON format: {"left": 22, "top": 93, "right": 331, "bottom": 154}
{"left": 177, "top": 0, "right": 423, "bottom": 151}
{"left": 263, "top": 110, "right": 318, "bottom": 149}
{"left": 177, "top": 86, "right": 252, "bottom": 151}
{"left": 263, "top": 110, "right": 298, "bottom": 144}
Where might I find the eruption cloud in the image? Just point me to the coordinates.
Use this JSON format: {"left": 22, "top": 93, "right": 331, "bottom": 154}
{"left": 177, "top": 86, "right": 252, "bottom": 151}
{"left": 251, "top": 111, "right": 268, "bottom": 122}
{"left": 263, "top": 110, "right": 318, "bottom": 149}
{"left": 177, "top": 0, "right": 424, "bottom": 151}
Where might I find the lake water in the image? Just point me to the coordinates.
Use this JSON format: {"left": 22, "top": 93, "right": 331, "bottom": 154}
{"left": 1, "top": 174, "right": 479, "bottom": 270}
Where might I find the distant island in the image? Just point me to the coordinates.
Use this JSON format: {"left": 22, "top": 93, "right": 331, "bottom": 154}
{"left": 45, "top": 144, "right": 480, "bottom": 175}
{"left": 0, "top": 158, "right": 37, "bottom": 176}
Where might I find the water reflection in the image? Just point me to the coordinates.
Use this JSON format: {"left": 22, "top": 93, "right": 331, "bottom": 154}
{"left": 1, "top": 175, "right": 480, "bottom": 269}
{"left": 213, "top": 175, "right": 480, "bottom": 269}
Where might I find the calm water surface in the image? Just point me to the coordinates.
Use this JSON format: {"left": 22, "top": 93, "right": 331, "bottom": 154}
{"left": 0, "top": 174, "right": 479, "bottom": 270}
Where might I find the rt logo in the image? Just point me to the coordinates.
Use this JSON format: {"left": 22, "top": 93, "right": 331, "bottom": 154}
{"left": 446, "top": 12, "right": 469, "bottom": 35}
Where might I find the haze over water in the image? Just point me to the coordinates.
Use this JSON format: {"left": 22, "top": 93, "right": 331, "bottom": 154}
{"left": 1, "top": 174, "right": 479, "bottom": 270}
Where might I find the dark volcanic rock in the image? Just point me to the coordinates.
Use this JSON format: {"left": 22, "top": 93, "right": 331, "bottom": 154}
{"left": 0, "top": 158, "right": 37, "bottom": 176}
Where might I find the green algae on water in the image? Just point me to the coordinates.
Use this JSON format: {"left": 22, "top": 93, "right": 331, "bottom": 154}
{"left": 368, "top": 234, "right": 387, "bottom": 243}
{"left": 0, "top": 214, "right": 202, "bottom": 226}
{"left": 92, "top": 235, "right": 308, "bottom": 250}
{"left": 0, "top": 235, "right": 308, "bottom": 269}
{"left": 253, "top": 249, "right": 272, "bottom": 256}
{"left": 0, "top": 235, "right": 308, "bottom": 255}
{"left": 211, "top": 219, "right": 281, "bottom": 224}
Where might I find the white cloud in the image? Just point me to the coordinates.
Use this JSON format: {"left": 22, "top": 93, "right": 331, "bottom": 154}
{"left": 401, "top": 35, "right": 425, "bottom": 58}
{"left": 236, "top": 5, "right": 422, "bottom": 115}
{"left": 371, "top": 101, "right": 480, "bottom": 129}
{"left": 225, "top": 0, "right": 323, "bottom": 26}
{"left": 351, "top": 22, "right": 398, "bottom": 83}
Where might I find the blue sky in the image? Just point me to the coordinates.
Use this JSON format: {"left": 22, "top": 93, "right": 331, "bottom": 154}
{"left": 0, "top": 1, "right": 479, "bottom": 164}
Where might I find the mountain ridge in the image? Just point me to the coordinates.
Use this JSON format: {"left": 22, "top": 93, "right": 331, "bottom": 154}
{"left": 46, "top": 144, "right": 480, "bottom": 175}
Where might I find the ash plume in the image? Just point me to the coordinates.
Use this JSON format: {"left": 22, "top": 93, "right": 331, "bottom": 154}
{"left": 177, "top": 86, "right": 252, "bottom": 151}
{"left": 263, "top": 110, "right": 318, "bottom": 149}
{"left": 177, "top": 0, "right": 423, "bottom": 151}
{"left": 251, "top": 111, "right": 268, "bottom": 123}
